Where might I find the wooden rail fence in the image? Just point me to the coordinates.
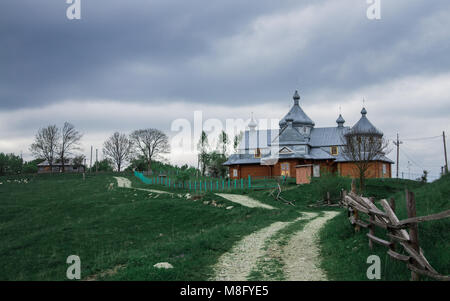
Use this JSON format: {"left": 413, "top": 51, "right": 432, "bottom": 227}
{"left": 341, "top": 184, "right": 450, "bottom": 281}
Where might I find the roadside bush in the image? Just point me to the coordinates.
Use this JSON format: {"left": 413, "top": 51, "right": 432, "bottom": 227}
{"left": 310, "top": 172, "right": 351, "bottom": 203}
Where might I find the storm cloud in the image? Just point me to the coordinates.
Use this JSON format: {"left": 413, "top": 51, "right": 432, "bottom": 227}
{"left": 0, "top": 0, "right": 449, "bottom": 179}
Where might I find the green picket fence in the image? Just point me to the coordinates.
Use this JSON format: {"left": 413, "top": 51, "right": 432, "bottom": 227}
{"left": 133, "top": 171, "right": 279, "bottom": 192}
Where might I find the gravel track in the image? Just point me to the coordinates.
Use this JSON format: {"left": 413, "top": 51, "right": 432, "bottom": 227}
{"left": 215, "top": 193, "right": 276, "bottom": 210}
{"left": 210, "top": 214, "right": 315, "bottom": 281}
{"left": 282, "top": 211, "right": 339, "bottom": 281}
{"left": 113, "top": 177, "right": 170, "bottom": 194}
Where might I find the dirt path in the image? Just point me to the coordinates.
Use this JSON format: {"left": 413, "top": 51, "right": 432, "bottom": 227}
{"left": 282, "top": 211, "right": 339, "bottom": 281}
{"left": 210, "top": 213, "right": 317, "bottom": 281}
{"left": 114, "top": 177, "right": 132, "bottom": 188}
{"left": 113, "top": 177, "right": 171, "bottom": 194}
{"left": 211, "top": 211, "right": 339, "bottom": 281}
{"left": 215, "top": 193, "right": 276, "bottom": 210}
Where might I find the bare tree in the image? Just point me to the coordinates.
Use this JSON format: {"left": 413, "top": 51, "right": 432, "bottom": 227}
{"left": 59, "top": 122, "right": 83, "bottom": 172}
{"left": 341, "top": 128, "right": 390, "bottom": 192}
{"left": 30, "top": 125, "right": 60, "bottom": 172}
{"left": 103, "top": 132, "right": 133, "bottom": 172}
{"left": 130, "top": 129, "right": 170, "bottom": 174}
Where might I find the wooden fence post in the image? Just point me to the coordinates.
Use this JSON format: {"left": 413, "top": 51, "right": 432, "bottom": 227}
{"left": 351, "top": 178, "right": 357, "bottom": 194}
{"left": 351, "top": 179, "right": 360, "bottom": 232}
{"left": 368, "top": 197, "right": 375, "bottom": 249}
{"left": 406, "top": 190, "right": 420, "bottom": 281}
{"left": 388, "top": 197, "right": 396, "bottom": 251}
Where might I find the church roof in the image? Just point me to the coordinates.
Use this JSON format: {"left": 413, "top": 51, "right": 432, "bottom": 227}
{"left": 336, "top": 114, "right": 345, "bottom": 127}
{"left": 279, "top": 91, "right": 315, "bottom": 127}
{"left": 350, "top": 107, "right": 383, "bottom": 136}
{"left": 309, "top": 127, "right": 349, "bottom": 146}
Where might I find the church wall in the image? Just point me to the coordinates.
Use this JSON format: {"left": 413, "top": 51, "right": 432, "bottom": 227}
{"left": 339, "top": 161, "right": 391, "bottom": 179}
{"left": 228, "top": 161, "right": 391, "bottom": 180}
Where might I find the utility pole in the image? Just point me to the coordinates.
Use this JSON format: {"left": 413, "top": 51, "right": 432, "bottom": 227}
{"left": 393, "top": 133, "right": 403, "bottom": 178}
{"left": 444, "top": 131, "right": 448, "bottom": 174}
{"left": 95, "top": 148, "right": 98, "bottom": 174}
{"left": 407, "top": 161, "right": 412, "bottom": 180}
{"left": 90, "top": 146, "right": 93, "bottom": 173}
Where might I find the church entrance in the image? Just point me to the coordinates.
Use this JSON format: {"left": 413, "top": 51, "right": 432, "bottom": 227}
{"left": 280, "top": 162, "right": 290, "bottom": 177}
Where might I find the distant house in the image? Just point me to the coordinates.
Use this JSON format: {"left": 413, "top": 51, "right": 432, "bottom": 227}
{"left": 223, "top": 91, "right": 393, "bottom": 184}
{"left": 37, "top": 159, "right": 85, "bottom": 174}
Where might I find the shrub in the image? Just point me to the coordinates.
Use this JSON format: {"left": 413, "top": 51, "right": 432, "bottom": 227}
{"left": 310, "top": 172, "right": 351, "bottom": 202}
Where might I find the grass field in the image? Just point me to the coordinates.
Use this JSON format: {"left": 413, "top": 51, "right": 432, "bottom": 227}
{"left": 0, "top": 172, "right": 448, "bottom": 281}
{"left": 0, "top": 172, "right": 303, "bottom": 280}
{"left": 319, "top": 175, "right": 450, "bottom": 281}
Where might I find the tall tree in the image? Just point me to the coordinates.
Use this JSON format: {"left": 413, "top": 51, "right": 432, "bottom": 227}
{"left": 103, "top": 132, "right": 133, "bottom": 172}
{"left": 197, "top": 131, "right": 210, "bottom": 176}
{"left": 130, "top": 128, "right": 170, "bottom": 174}
{"left": 30, "top": 125, "right": 60, "bottom": 172}
{"left": 341, "top": 128, "right": 389, "bottom": 192}
{"left": 233, "top": 131, "right": 243, "bottom": 153}
{"left": 59, "top": 122, "right": 83, "bottom": 172}
{"left": 217, "top": 130, "right": 229, "bottom": 155}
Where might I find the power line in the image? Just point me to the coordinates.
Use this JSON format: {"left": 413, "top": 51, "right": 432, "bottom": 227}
{"left": 402, "top": 135, "right": 441, "bottom": 141}
{"left": 387, "top": 135, "right": 442, "bottom": 142}
{"left": 399, "top": 147, "right": 425, "bottom": 171}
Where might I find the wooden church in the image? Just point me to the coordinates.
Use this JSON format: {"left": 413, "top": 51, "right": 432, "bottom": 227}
{"left": 223, "top": 91, "right": 393, "bottom": 184}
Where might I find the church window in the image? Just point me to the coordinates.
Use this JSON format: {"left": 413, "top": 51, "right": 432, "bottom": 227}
{"left": 331, "top": 146, "right": 339, "bottom": 156}
{"left": 255, "top": 148, "right": 261, "bottom": 158}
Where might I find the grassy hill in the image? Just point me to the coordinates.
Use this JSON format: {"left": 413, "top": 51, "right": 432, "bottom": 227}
{"left": 0, "top": 172, "right": 300, "bottom": 280}
{"left": 1, "top": 171, "right": 447, "bottom": 281}
{"left": 319, "top": 174, "right": 450, "bottom": 281}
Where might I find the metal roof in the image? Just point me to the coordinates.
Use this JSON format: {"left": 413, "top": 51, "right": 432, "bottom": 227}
{"left": 309, "top": 126, "right": 349, "bottom": 147}
{"left": 279, "top": 91, "right": 315, "bottom": 127}
{"left": 37, "top": 159, "right": 77, "bottom": 166}
{"left": 336, "top": 114, "right": 345, "bottom": 127}
{"left": 350, "top": 107, "right": 383, "bottom": 135}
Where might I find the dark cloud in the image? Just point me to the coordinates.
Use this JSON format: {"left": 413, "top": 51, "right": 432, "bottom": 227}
{"left": 1, "top": 0, "right": 450, "bottom": 110}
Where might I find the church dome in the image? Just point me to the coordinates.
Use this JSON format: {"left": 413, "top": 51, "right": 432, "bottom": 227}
{"left": 350, "top": 107, "right": 383, "bottom": 135}
{"left": 279, "top": 90, "right": 315, "bottom": 128}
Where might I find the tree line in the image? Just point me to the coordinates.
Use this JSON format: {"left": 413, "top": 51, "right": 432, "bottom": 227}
{"left": 26, "top": 123, "right": 171, "bottom": 173}
{"left": 3, "top": 122, "right": 243, "bottom": 178}
{"left": 196, "top": 130, "right": 242, "bottom": 178}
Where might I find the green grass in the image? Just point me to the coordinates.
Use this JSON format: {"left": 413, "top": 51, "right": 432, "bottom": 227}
{"left": 319, "top": 175, "right": 450, "bottom": 281}
{"left": 2, "top": 171, "right": 447, "bottom": 281}
{"left": 0, "top": 172, "right": 303, "bottom": 280}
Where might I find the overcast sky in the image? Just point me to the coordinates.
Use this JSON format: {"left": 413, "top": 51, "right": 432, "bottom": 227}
{"left": 1, "top": 0, "right": 449, "bottom": 180}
